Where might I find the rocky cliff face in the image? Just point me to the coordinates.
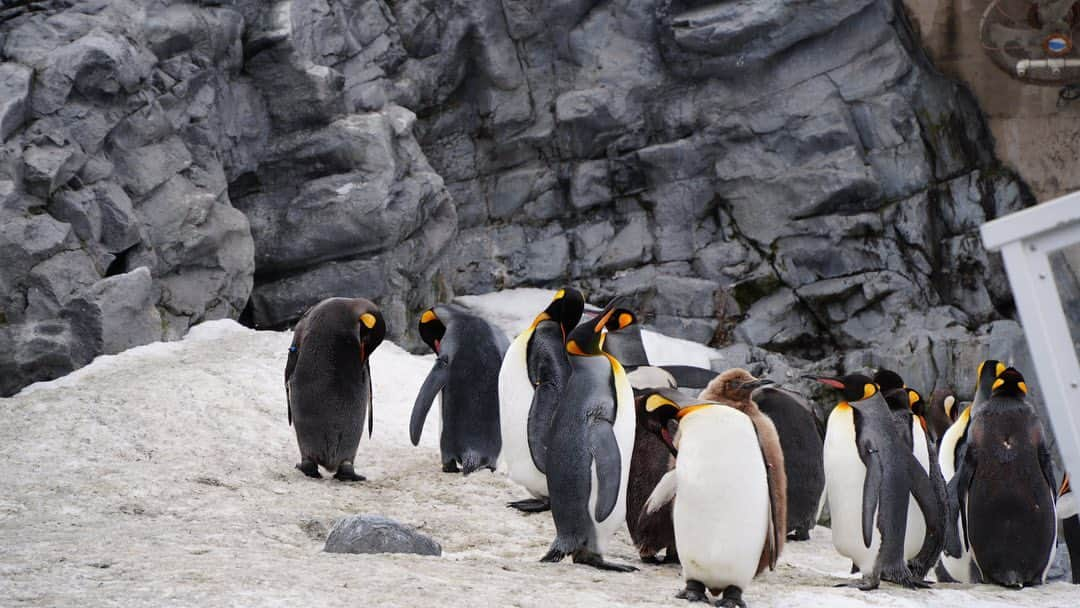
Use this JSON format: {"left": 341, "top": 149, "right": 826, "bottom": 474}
{"left": 0, "top": 0, "right": 1037, "bottom": 397}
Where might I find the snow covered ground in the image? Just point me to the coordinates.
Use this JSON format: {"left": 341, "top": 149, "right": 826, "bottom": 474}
{"left": 1, "top": 289, "right": 1074, "bottom": 606}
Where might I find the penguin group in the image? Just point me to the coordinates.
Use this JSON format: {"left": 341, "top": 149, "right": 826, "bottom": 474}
{"left": 282, "top": 291, "right": 1074, "bottom": 605}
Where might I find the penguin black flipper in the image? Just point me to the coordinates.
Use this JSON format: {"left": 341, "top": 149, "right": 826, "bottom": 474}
{"left": 657, "top": 365, "right": 718, "bottom": 391}
{"left": 410, "top": 355, "right": 449, "bottom": 446}
{"left": 952, "top": 443, "right": 977, "bottom": 553}
{"left": 367, "top": 361, "right": 374, "bottom": 438}
{"left": 284, "top": 325, "right": 305, "bottom": 426}
{"left": 1039, "top": 441, "right": 1057, "bottom": 496}
{"left": 589, "top": 418, "right": 622, "bottom": 522}
{"left": 907, "top": 453, "right": 945, "bottom": 577}
{"left": 526, "top": 324, "right": 571, "bottom": 473}
{"left": 860, "top": 446, "right": 883, "bottom": 549}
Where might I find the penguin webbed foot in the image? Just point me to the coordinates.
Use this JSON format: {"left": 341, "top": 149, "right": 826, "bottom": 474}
{"left": 715, "top": 586, "right": 746, "bottom": 608}
{"left": 572, "top": 550, "right": 638, "bottom": 572}
{"left": 333, "top": 462, "right": 366, "bottom": 482}
{"left": 296, "top": 460, "right": 321, "bottom": 478}
{"left": 663, "top": 548, "right": 680, "bottom": 565}
{"left": 507, "top": 498, "right": 550, "bottom": 513}
{"left": 441, "top": 461, "right": 460, "bottom": 473}
{"left": 539, "top": 547, "right": 566, "bottom": 563}
{"left": 638, "top": 554, "right": 662, "bottom": 565}
{"left": 676, "top": 580, "right": 710, "bottom": 603}
{"left": 882, "top": 564, "right": 930, "bottom": 589}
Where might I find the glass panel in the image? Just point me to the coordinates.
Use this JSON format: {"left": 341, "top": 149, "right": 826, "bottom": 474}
{"left": 1050, "top": 242, "right": 1080, "bottom": 356}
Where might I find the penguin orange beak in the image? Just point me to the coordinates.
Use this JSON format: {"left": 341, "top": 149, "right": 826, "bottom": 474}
{"left": 806, "top": 375, "right": 845, "bottom": 390}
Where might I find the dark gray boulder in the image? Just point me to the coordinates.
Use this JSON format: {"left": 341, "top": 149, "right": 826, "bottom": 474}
{"left": 324, "top": 515, "right": 441, "bottom": 557}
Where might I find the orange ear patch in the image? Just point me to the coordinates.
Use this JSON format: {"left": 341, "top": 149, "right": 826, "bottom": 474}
{"left": 618, "top": 312, "right": 633, "bottom": 328}
{"left": 420, "top": 309, "right": 437, "bottom": 324}
{"left": 360, "top": 313, "right": 377, "bottom": 329}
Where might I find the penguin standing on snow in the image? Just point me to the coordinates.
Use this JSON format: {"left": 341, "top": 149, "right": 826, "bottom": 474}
{"left": 877, "top": 378, "right": 946, "bottom": 580}
{"left": 411, "top": 304, "right": 509, "bottom": 474}
{"left": 699, "top": 369, "right": 788, "bottom": 555}
{"left": 704, "top": 369, "right": 824, "bottom": 542}
{"left": 949, "top": 367, "right": 1058, "bottom": 588}
{"left": 498, "top": 288, "right": 585, "bottom": 512}
{"left": 626, "top": 367, "right": 679, "bottom": 564}
{"left": 285, "top": 297, "right": 385, "bottom": 481}
{"left": 541, "top": 299, "right": 637, "bottom": 571}
{"left": 641, "top": 388, "right": 784, "bottom": 607}
{"left": 814, "top": 374, "right": 933, "bottom": 590}
{"left": 938, "top": 359, "right": 1004, "bottom": 583}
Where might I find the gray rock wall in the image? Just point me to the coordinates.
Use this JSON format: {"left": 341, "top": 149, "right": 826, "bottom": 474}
{"left": 0, "top": 0, "right": 1038, "bottom": 397}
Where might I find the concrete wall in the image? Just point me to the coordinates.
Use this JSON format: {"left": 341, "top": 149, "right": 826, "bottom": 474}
{"left": 903, "top": 0, "right": 1080, "bottom": 201}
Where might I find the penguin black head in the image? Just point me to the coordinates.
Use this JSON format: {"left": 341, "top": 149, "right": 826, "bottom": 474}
{"left": 873, "top": 368, "right": 906, "bottom": 392}
{"left": 566, "top": 298, "right": 636, "bottom": 356}
{"left": 906, "top": 388, "right": 926, "bottom": 417}
{"left": 418, "top": 307, "right": 446, "bottom": 354}
{"left": 975, "top": 359, "right": 1006, "bottom": 399}
{"left": 881, "top": 387, "right": 911, "bottom": 413}
{"left": 350, "top": 299, "right": 386, "bottom": 359}
{"left": 990, "top": 367, "right": 1028, "bottom": 398}
{"left": 809, "top": 373, "right": 878, "bottom": 403}
{"left": 532, "top": 287, "right": 585, "bottom": 339}
{"left": 637, "top": 387, "right": 718, "bottom": 455}
{"left": 634, "top": 388, "right": 682, "bottom": 456}
{"left": 703, "top": 368, "right": 775, "bottom": 403}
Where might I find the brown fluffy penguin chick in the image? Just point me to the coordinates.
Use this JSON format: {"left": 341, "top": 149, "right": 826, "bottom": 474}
{"left": 627, "top": 394, "right": 678, "bottom": 564}
{"left": 699, "top": 368, "right": 787, "bottom": 573}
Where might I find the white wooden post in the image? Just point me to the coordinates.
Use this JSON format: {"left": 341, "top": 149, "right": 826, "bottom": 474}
{"left": 981, "top": 191, "right": 1080, "bottom": 480}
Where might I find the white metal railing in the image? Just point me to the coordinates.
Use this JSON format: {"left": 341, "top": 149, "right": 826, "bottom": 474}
{"left": 981, "top": 190, "right": 1080, "bottom": 480}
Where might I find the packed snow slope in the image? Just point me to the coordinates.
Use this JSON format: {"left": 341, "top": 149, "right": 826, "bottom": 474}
{"left": 0, "top": 290, "right": 1071, "bottom": 607}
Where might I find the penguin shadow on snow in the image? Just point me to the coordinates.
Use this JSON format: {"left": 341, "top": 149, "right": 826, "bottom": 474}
{"left": 410, "top": 304, "right": 510, "bottom": 475}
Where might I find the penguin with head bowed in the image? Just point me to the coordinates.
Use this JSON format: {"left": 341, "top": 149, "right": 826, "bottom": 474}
{"left": 813, "top": 373, "right": 933, "bottom": 590}
{"left": 949, "top": 367, "right": 1058, "bottom": 588}
{"left": 626, "top": 367, "right": 680, "bottom": 564}
{"left": 285, "top": 297, "right": 385, "bottom": 481}
{"left": 540, "top": 298, "right": 638, "bottom": 572}
{"left": 498, "top": 288, "right": 585, "bottom": 512}
{"left": 699, "top": 369, "right": 790, "bottom": 551}
{"left": 938, "top": 359, "right": 1005, "bottom": 583}
{"left": 878, "top": 378, "right": 947, "bottom": 580}
{"left": 641, "top": 387, "right": 784, "bottom": 607}
{"left": 411, "top": 303, "right": 509, "bottom": 475}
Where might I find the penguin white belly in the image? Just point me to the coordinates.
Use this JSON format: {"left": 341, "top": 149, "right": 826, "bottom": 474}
{"left": 497, "top": 332, "right": 548, "bottom": 498}
{"left": 904, "top": 420, "right": 931, "bottom": 560}
{"left": 824, "top": 405, "right": 881, "bottom": 573}
{"left": 674, "top": 407, "right": 768, "bottom": 591}
{"left": 938, "top": 414, "right": 975, "bottom": 583}
{"left": 590, "top": 364, "right": 635, "bottom": 553}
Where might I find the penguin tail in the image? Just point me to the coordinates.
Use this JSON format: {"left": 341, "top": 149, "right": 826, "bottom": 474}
{"left": 997, "top": 572, "right": 1024, "bottom": 589}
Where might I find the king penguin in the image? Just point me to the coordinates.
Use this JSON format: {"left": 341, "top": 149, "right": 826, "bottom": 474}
{"left": 950, "top": 367, "right": 1058, "bottom": 588}
{"left": 285, "top": 297, "right": 385, "bottom": 481}
{"left": 626, "top": 367, "right": 679, "bottom": 564}
{"left": 497, "top": 288, "right": 585, "bottom": 512}
{"left": 938, "top": 359, "right": 1004, "bottom": 583}
{"left": 641, "top": 388, "right": 784, "bottom": 607}
{"left": 878, "top": 382, "right": 946, "bottom": 580}
{"left": 411, "top": 303, "right": 509, "bottom": 474}
{"left": 541, "top": 298, "right": 637, "bottom": 571}
{"left": 814, "top": 373, "right": 933, "bottom": 590}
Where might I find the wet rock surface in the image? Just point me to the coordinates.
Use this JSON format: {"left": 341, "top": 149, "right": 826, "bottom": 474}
{"left": 0, "top": 0, "right": 1037, "bottom": 396}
